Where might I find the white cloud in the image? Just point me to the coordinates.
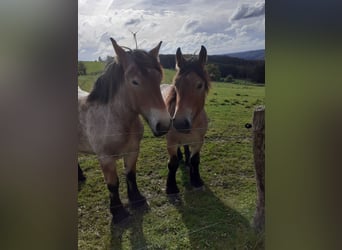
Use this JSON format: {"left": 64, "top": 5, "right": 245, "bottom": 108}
{"left": 78, "top": 0, "right": 265, "bottom": 60}
{"left": 230, "top": 1, "right": 265, "bottom": 21}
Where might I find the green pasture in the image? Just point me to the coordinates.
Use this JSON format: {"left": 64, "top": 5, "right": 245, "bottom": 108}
{"left": 78, "top": 62, "right": 265, "bottom": 249}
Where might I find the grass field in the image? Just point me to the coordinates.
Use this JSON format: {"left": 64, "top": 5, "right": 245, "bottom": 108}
{"left": 78, "top": 62, "right": 265, "bottom": 249}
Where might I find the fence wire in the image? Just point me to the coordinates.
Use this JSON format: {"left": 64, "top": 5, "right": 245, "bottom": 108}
{"left": 79, "top": 117, "right": 253, "bottom": 160}
{"left": 78, "top": 118, "right": 258, "bottom": 247}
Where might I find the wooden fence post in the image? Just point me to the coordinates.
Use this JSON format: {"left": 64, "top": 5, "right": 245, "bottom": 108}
{"left": 252, "top": 106, "right": 265, "bottom": 232}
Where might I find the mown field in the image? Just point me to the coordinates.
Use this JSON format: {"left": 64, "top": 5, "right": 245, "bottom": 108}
{"left": 78, "top": 61, "right": 265, "bottom": 249}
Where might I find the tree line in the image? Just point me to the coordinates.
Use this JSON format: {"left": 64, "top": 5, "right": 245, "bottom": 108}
{"left": 94, "top": 54, "right": 265, "bottom": 84}
{"left": 159, "top": 54, "right": 265, "bottom": 84}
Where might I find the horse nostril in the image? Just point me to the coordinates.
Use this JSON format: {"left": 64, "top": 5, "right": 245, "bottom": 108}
{"left": 153, "top": 121, "right": 169, "bottom": 137}
{"left": 173, "top": 118, "right": 191, "bottom": 133}
{"left": 184, "top": 119, "right": 190, "bottom": 129}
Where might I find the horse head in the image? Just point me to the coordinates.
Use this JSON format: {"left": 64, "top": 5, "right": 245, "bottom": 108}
{"left": 171, "top": 46, "right": 210, "bottom": 133}
{"left": 111, "top": 38, "right": 171, "bottom": 136}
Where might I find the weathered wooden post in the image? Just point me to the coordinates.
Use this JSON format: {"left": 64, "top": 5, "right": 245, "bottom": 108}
{"left": 252, "top": 106, "right": 265, "bottom": 232}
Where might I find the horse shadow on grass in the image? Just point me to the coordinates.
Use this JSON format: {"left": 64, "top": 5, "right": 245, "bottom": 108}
{"left": 169, "top": 163, "right": 264, "bottom": 249}
{"left": 78, "top": 164, "right": 149, "bottom": 250}
{"left": 108, "top": 204, "right": 149, "bottom": 250}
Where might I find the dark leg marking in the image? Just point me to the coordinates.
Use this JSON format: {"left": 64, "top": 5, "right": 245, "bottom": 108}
{"left": 126, "top": 171, "right": 146, "bottom": 208}
{"left": 78, "top": 163, "right": 86, "bottom": 182}
{"left": 166, "top": 155, "right": 180, "bottom": 194}
{"left": 189, "top": 152, "right": 204, "bottom": 188}
{"left": 184, "top": 145, "right": 191, "bottom": 167}
{"left": 107, "top": 183, "right": 130, "bottom": 223}
{"left": 177, "top": 147, "right": 183, "bottom": 162}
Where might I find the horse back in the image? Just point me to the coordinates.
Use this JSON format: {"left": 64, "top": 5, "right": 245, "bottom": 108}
{"left": 160, "top": 84, "right": 173, "bottom": 101}
{"left": 78, "top": 86, "right": 89, "bottom": 98}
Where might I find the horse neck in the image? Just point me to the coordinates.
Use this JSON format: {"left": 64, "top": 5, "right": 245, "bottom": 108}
{"left": 108, "top": 83, "right": 139, "bottom": 127}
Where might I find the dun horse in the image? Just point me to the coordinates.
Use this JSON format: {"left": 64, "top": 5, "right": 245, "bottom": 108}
{"left": 161, "top": 46, "right": 210, "bottom": 194}
{"left": 78, "top": 38, "right": 171, "bottom": 223}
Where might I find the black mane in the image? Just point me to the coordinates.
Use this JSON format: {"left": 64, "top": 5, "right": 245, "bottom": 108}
{"left": 87, "top": 49, "right": 162, "bottom": 104}
{"left": 87, "top": 61, "right": 123, "bottom": 104}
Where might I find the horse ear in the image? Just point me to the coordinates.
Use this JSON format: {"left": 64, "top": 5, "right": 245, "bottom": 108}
{"left": 176, "top": 47, "right": 186, "bottom": 69}
{"left": 198, "top": 45, "right": 207, "bottom": 67}
{"left": 110, "top": 38, "right": 129, "bottom": 69}
{"left": 149, "top": 41, "right": 162, "bottom": 60}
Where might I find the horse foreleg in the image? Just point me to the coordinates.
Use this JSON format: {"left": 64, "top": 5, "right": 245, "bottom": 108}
{"left": 100, "top": 159, "right": 130, "bottom": 223}
{"left": 166, "top": 146, "right": 180, "bottom": 194}
{"left": 124, "top": 153, "right": 146, "bottom": 208}
{"left": 78, "top": 163, "right": 86, "bottom": 182}
{"left": 189, "top": 152, "right": 204, "bottom": 188}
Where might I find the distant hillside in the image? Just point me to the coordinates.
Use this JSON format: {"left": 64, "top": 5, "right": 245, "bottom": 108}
{"left": 223, "top": 49, "right": 265, "bottom": 61}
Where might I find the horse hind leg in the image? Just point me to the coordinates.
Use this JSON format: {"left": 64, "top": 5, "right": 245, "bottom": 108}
{"left": 177, "top": 145, "right": 191, "bottom": 167}
{"left": 100, "top": 159, "right": 130, "bottom": 223}
{"left": 124, "top": 153, "right": 146, "bottom": 208}
{"left": 177, "top": 147, "right": 183, "bottom": 162}
{"left": 184, "top": 145, "right": 191, "bottom": 167}
{"left": 78, "top": 163, "right": 86, "bottom": 182}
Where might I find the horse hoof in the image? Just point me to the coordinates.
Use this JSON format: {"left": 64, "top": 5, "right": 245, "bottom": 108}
{"left": 129, "top": 196, "right": 147, "bottom": 209}
{"left": 193, "top": 185, "right": 205, "bottom": 191}
{"left": 166, "top": 186, "right": 180, "bottom": 195}
{"left": 167, "top": 193, "right": 182, "bottom": 205}
{"left": 112, "top": 207, "right": 131, "bottom": 224}
{"left": 191, "top": 179, "right": 204, "bottom": 189}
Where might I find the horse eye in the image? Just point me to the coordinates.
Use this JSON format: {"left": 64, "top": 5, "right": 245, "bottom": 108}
{"left": 197, "top": 83, "right": 203, "bottom": 89}
{"left": 132, "top": 80, "right": 139, "bottom": 85}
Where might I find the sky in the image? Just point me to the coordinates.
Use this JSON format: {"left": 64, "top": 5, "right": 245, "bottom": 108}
{"left": 78, "top": 0, "right": 265, "bottom": 61}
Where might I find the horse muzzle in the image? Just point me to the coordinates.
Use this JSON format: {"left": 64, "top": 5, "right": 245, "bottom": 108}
{"left": 147, "top": 109, "right": 171, "bottom": 137}
{"left": 172, "top": 118, "right": 192, "bottom": 134}
{"left": 152, "top": 120, "right": 171, "bottom": 137}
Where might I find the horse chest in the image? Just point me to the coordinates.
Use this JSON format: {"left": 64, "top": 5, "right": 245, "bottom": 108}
{"left": 168, "top": 114, "right": 208, "bottom": 146}
{"left": 168, "top": 128, "right": 203, "bottom": 145}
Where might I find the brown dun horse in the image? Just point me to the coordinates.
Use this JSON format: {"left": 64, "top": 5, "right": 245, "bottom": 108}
{"left": 161, "top": 45, "right": 210, "bottom": 194}
{"left": 78, "top": 38, "right": 171, "bottom": 223}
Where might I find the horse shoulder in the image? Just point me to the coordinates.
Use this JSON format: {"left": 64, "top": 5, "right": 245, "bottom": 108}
{"left": 130, "top": 116, "right": 144, "bottom": 139}
{"left": 101, "top": 116, "right": 144, "bottom": 156}
{"left": 192, "top": 110, "right": 208, "bottom": 135}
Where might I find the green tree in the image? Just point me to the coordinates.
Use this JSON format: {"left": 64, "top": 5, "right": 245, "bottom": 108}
{"left": 78, "top": 62, "right": 87, "bottom": 75}
{"left": 252, "top": 64, "right": 265, "bottom": 83}
{"left": 205, "top": 63, "right": 221, "bottom": 81}
{"left": 224, "top": 74, "right": 234, "bottom": 83}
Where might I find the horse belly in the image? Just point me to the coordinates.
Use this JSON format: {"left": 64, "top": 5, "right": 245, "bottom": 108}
{"left": 78, "top": 87, "right": 89, "bottom": 98}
